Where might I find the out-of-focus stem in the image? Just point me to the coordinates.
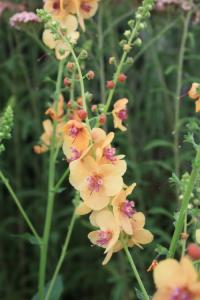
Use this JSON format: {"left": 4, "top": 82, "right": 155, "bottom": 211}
{"left": 174, "top": 10, "right": 192, "bottom": 179}
{"left": 168, "top": 147, "right": 200, "bottom": 258}
{"left": 44, "top": 211, "right": 76, "bottom": 300}
{"left": 98, "top": 5, "right": 106, "bottom": 103}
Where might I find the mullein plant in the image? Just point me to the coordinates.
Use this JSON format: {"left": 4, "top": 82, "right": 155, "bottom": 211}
{"left": 3, "top": 0, "right": 200, "bottom": 299}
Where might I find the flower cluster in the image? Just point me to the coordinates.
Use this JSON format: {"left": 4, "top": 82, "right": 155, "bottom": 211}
{"left": 9, "top": 11, "right": 40, "bottom": 29}
{"left": 188, "top": 83, "right": 200, "bottom": 113}
{"left": 152, "top": 256, "right": 200, "bottom": 299}
{"left": 42, "top": 0, "right": 100, "bottom": 59}
{"left": 62, "top": 107, "right": 153, "bottom": 264}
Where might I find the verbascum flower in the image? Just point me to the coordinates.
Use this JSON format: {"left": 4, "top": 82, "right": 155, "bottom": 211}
{"left": 34, "top": 119, "right": 64, "bottom": 154}
{"left": 9, "top": 11, "right": 40, "bottom": 29}
{"left": 69, "top": 155, "right": 125, "bottom": 210}
{"left": 112, "top": 183, "right": 136, "bottom": 235}
{"left": 88, "top": 209, "right": 120, "bottom": 257}
{"left": 127, "top": 212, "right": 153, "bottom": 248}
{"left": 42, "top": 13, "right": 79, "bottom": 60}
{"left": 62, "top": 120, "right": 90, "bottom": 161}
{"left": 112, "top": 98, "right": 128, "bottom": 131}
{"left": 153, "top": 256, "right": 200, "bottom": 300}
{"left": 188, "top": 83, "right": 200, "bottom": 113}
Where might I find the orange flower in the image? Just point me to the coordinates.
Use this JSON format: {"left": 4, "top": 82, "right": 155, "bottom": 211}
{"left": 69, "top": 155, "right": 125, "bottom": 210}
{"left": 45, "top": 95, "right": 65, "bottom": 121}
{"left": 62, "top": 120, "right": 90, "bottom": 161}
{"left": 127, "top": 212, "right": 153, "bottom": 248}
{"left": 112, "top": 183, "right": 136, "bottom": 235}
{"left": 34, "top": 119, "right": 64, "bottom": 154}
{"left": 112, "top": 98, "right": 128, "bottom": 132}
{"left": 88, "top": 209, "right": 120, "bottom": 260}
{"left": 153, "top": 256, "right": 200, "bottom": 300}
{"left": 188, "top": 83, "right": 200, "bottom": 100}
{"left": 195, "top": 99, "right": 200, "bottom": 113}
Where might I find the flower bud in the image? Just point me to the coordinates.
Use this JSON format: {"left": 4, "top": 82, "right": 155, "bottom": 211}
{"left": 64, "top": 77, "right": 71, "bottom": 87}
{"left": 123, "top": 44, "right": 131, "bottom": 52}
{"left": 66, "top": 62, "right": 75, "bottom": 71}
{"left": 77, "top": 109, "right": 87, "bottom": 120}
{"left": 77, "top": 97, "right": 83, "bottom": 106}
{"left": 91, "top": 105, "right": 97, "bottom": 112}
{"left": 118, "top": 73, "right": 127, "bottom": 83}
{"left": 106, "top": 80, "right": 115, "bottom": 89}
{"left": 109, "top": 57, "right": 116, "bottom": 65}
{"left": 99, "top": 114, "right": 106, "bottom": 125}
{"left": 187, "top": 243, "right": 200, "bottom": 260}
{"left": 79, "top": 49, "right": 88, "bottom": 59}
{"left": 86, "top": 70, "right": 95, "bottom": 80}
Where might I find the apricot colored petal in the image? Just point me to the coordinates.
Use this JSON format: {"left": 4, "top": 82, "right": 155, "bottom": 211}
{"left": 81, "top": 189, "right": 110, "bottom": 211}
{"left": 92, "top": 128, "right": 107, "bottom": 144}
{"left": 195, "top": 98, "right": 200, "bottom": 113}
{"left": 120, "top": 215, "right": 133, "bottom": 235}
{"left": 43, "top": 29, "right": 56, "bottom": 49}
{"left": 113, "top": 160, "right": 127, "bottom": 176}
{"left": 153, "top": 259, "right": 185, "bottom": 289}
{"left": 114, "top": 98, "right": 128, "bottom": 111}
{"left": 62, "top": 14, "right": 78, "bottom": 31}
{"left": 69, "top": 159, "right": 89, "bottom": 190}
{"left": 88, "top": 231, "right": 106, "bottom": 249}
{"left": 101, "top": 132, "right": 114, "bottom": 148}
{"left": 75, "top": 202, "right": 91, "bottom": 215}
{"left": 132, "top": 229, "right": 153, "bottom": 245}
{"left": 102, "top": 249, "right": 113, "bottom": 265}
{"left": 95, "top": 209, "right": 116, "bottom": 229}
{"left": 126, "top": 183, "right": 137, "bottom": 196}
{"left": 181, "top": 256, "right": 198, "bottom": 283}
{"left": 104, "top": 175, "right": 123, "bottom": 196}
{"left": 43, "top": 119, "right": 53, "bottom": 136}
{"left": 132, "top": 212, "right": 145, "bottom": 230}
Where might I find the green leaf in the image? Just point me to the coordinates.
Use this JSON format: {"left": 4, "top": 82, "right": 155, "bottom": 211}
{"left": 31, "top": 275, "right": 63, "bottom": 300}
{"left": 144, "top": 140, "right": 173, "bottom": 151}
{"left": 149, "top": 207, "right": 173, "bottom": 219}
{"left": 11, "top": 233, "right": 40, "bottom": 246}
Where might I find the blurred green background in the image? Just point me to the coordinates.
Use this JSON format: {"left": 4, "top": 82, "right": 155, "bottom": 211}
{"left": 1, "top": 0, "right": 200, "bottom": 299}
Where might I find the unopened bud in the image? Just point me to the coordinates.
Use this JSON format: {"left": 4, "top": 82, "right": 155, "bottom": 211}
{"left": 118, "top": 73, "right": 127, "bottom": 83}
{"left": 64, "top": 77, "right": 71, "bottom": 87}
{"left": 106, "top": 80, "right": 115, "bottom": 89}
{"left": 99, "top": 114, "right": 106, "bottom": 125}
{"left": 86, "top": 70, "right": 95, "bottom": 80}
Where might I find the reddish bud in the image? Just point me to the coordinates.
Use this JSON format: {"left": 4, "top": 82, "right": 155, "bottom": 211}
{"left": 87, "top": 70, "right": 95, "bottom": 80}
{"left": 91, "top": 105, "right": 97, "bottom": 112}
{"left": 64, "top": 77, "right": 71, "bottom": 87}
{"left": 66, "top": 62, "right": 75, "bottom": 70}
{"left": 106, "top": 80, "right": 115, "bottom": 89}
{"left": 118, "top": 73, "right": 127, "bottom": 83}
{"left": 187, "top": 243, "right": 200, "bottom": 260}
{"left": 77, "top": 97, "right": 83, "bottom": 106}
{"left": 77, "top": 109, "right": 87, "bottom": 120}
{"left": 99, "top": 114, "right": 106, "bottom": 125}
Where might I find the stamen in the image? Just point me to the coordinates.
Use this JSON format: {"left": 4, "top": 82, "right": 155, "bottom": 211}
{"left": 170, "top": 287, "right": 192, "bottom": 300}
{"left": 67, "top": 147, "right": 81, "bottom": 163}
{"left": 69, "top": 125, "right": 81, "bottom": 138}
{"left": 52, "top": 1, "right": 60, "bottom": 10}
{"left": 120, "top": 200, "right": 135, "bottom": 218}
{"left": 103, "top": 147, "right": 117, "bottom": 162}
{"left": 87, "top": 175, "right": 103, "bottom": 193}
{"left": 96, "top": 230, "right": 112, "bottom": 246}
{"left": 117, "top": 109, "right": 128, "bottom": 121}
{"left": 81, "top": 2, "right": 92, "bottom": 12}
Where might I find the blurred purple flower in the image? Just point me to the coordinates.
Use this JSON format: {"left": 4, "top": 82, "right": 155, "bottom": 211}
{"left": 9, "top": 11, "right": 40, "bottom": 29}
{"left": 0, "top": 1, "right": 25, "bottom": 17}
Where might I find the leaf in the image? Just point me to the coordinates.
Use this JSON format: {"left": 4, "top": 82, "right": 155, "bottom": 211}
{"left": 144, "top": 140, "right": 173, "bottom": 151}
{"left": 31, "top": 275, "right": 63, "bottom": 300}
{"left": 149, "top": 207, "right": 173, "bottom": 219}
{"left": 154, "top": 244, "right": 168, "bottom": 256}
{"left": 11, "top": 233, "right": 40, "bottom": 246}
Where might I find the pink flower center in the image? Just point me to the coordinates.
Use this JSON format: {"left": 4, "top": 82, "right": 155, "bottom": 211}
{"left": 171, "top": 288, "right": 192, "bottom": 300}
{"left": 103, "top": 147, "right": 117, "bottom": 162}
{"left": 69, "top": 125, "right": 81, "bottom": 139}
{"left": 52, "top": 1, "right": 60, "bottom": 10}
{"left": 117, "top": 109, "right": 128, "bottom": 121}
{"left": 120, "top": 200, "right": 135, "bottom": 218}
{"left": 81, "top": 2, "right": 92, "bottom": 12}
{"left": 68, "top": 147, "right": 81, "bottom": 163}
{"left": 96, "top": 230, "right": 112, "bottom": 246}
{"left": 87, "top": 175, "right": 103, "bottom": 193}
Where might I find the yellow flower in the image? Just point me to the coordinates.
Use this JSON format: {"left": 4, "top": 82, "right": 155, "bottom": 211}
{"left": 112, "top": 98, "right": 128, "bottom": 132}
{"left": 188, "top": 83, "right": 200, "bottom": 100}
{"left": 195, "top": 99, "right": 200, "bottom": 113}
{"left": 42, "top": 14, "right": 79, "bottom": 60}
{"left": 62, "top": 120, "right": 90, "bottom": 161}
{"left": 127, "top": 212, "right": 153, "bottom": 248}
{"left": 34, "top": 119, "right": 64, "bottom": 154}
{"left": 88, "top": 209, "right": 120, "bottom": 259}
{"left": 153, "top": 256, "right": 200, "bottom": 300}
{"left": 69, "top": 155, "right": 125, "bottom": 210}
{"left": 112, "top": 183, "right": 136, "bottom": 235}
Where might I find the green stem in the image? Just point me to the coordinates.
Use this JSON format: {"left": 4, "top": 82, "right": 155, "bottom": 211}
{"left": 54, "top": 168, "right": 69, "bottom": 193}
{"left": 174, "top": 10, "right": 192, "bottom": 179}
{"left": 181, "top": 214, "right": 188, "bottom": 257}
{"left": 60, "top": 34, "right": 91, "bottom": 130}
{"left": 0, "top": 170, "right": 41, "bottom": 244}
{"left": 38, "top": 60, "right": 65, "bottom": 300}
{"left": 44, "top": 211, "right": 77, "bottom": 300}
{"left": 103, "top": 20, "right": 141, "bottom": 114}
{"left": 98, "top": 5, "right": 106, "bottom": 103}
{"left": 123, "top": 244, "right": 149, "bottom": 300}
{"left": 168, "top": 147, "right": 200, "bottom": 258}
